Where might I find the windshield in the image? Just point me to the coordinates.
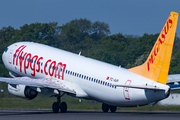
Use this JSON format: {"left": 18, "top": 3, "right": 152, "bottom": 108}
{"left": 5, "top": 48, "right": 8, "bottom": 52}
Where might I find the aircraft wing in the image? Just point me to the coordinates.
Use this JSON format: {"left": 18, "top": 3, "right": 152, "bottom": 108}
{"left": 0, "top": 77, "right": 76, "bottom": 94}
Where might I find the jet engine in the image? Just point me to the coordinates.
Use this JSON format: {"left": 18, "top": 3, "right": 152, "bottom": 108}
{"left": 8, "top": 84, "right": 38, "bottom": 100}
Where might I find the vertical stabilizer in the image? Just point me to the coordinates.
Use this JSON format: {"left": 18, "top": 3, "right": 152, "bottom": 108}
{"left": 128, "top": 12, "right": 179, "bottom": 84}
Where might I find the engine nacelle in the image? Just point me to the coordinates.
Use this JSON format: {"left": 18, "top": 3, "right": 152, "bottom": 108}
{"left": 8, "top": 84, "right": 38, "bottom": 100}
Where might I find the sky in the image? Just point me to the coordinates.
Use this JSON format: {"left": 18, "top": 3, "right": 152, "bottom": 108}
{"left": 0, "top": 0, "right": 180, "bottom": 36}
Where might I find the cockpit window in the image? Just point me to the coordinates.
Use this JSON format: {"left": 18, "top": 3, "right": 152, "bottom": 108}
{"left": 5, "top": 48, "right": 8, "bottom": 52}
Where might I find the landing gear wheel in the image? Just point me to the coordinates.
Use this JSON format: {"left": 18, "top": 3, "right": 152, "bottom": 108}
{"left": 60, "top": 102, "right": 67, "bottom": 113}
{"left": 102, "top": 103, "right": 109, "bottom": 113}
{"left": 51, "top": 92, "right": 67, "bottom": 113}
{"left": 110, "top": 106, "right": 117, "bottom": 113}
{"left": 52, "top": 102, "right": 59, "bottom": 113}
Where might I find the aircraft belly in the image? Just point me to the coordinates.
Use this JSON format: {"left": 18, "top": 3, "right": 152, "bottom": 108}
{"left": 83, "top": 83, "right": 166, "bottom": 107}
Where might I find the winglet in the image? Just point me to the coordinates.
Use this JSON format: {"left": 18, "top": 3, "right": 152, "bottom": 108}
{"left": 128, "top": 12, "right": 179, "bottom": 84}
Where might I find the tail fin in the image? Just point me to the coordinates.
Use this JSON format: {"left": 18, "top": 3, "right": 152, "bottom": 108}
{"left": 128, "top": 12, "right": 179, "bottom": 84}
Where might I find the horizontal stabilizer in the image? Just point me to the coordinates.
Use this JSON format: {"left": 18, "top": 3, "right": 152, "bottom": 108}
{"left": 115, "top": 84, "right": 165, "bottom": 91}
{"left": 167, "top": 74, "right": 180, "bottom": 90}
{"left": 168, "top": 84, "right": 180, "bottom": 90}
{"left": 167, "top": 74, "right": 180, "bottom": 83}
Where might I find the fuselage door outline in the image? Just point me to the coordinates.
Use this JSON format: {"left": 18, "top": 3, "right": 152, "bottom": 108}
{"left": 123, "top": 80, "right": 132, "bottom": 100}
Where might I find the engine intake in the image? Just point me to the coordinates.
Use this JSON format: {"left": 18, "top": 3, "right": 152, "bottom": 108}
{"left": 8, "top": 84, "right": 38, "bottom": 100}
{"left": 24, "top": 86, "right": 38, "bottom": 99}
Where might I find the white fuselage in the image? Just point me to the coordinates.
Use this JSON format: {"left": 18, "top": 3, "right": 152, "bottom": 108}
{"left": 2, "top": 42, "right": 169, "bottom": 107}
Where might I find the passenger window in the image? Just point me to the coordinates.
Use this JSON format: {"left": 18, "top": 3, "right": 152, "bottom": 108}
{"left": 77, "top": 73, "right": 79, "bottom": 77}
{"left": 84, "top": 76, "right": 86, "bottom": 79}
{"left": 86, "top": 76, "right": 88, "bottom": 80}
{"left": 75, "top": 73, "right": 76, "bottom": 76}
{"left": 82, "top": 75, "right": 84, "bottom": 78}
{"left": 89, "top": 77, "right": 91, "bottom": 81}
{"left": 79, "top": 74, "right": 81, "bottom": 78}
{"left": 72, "top": 72, "right": 74, "bottom": 76}
{"left": 91, "top": 78, "right": 93, "bottom": 81}
{"left": 70, "top": 71, "right": 72, "bottom": 75}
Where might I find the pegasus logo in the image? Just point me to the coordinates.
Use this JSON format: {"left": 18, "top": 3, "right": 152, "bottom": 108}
{"left": 147, "top": 15, "right": 173, "bottom": 71}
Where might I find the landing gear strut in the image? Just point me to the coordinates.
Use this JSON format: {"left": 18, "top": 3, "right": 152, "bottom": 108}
{"left": 52, "top": 92, "right": 67, "bottom": 113}
{"left": 102, "top": 103, "right": 117, "bottom": 113}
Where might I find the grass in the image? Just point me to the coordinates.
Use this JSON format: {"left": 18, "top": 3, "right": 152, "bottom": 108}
{"left": 1, "top": 94, "right": 180, "bottom": 111}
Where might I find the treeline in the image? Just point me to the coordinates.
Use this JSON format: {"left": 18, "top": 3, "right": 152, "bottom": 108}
{"left": 1, "top": 18, "right": 180, "bottom": 98}
{"left": 0, "top": 18, "right": 180, "bottom": 78}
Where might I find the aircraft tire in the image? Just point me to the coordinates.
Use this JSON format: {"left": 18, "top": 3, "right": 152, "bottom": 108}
{"left": 110, "top": 106, "right": 117, "bottom": 113}
{"left": 52, "top": 102, "right": 59, "bottom": 113}
{"left": 60, "top": 102, "right": 67, "bottom": 113}
{"left": 102, "top": 103, "right": 109, "bottom": 113}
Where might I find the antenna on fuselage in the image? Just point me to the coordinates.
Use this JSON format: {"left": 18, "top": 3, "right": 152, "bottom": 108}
{"left": 79, "top": 51, "right": 81, "bottom": 56}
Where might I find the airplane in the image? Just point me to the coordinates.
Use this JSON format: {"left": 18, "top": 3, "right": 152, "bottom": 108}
{"left": 0, "top": 11, "right": 179, "bottom": 113}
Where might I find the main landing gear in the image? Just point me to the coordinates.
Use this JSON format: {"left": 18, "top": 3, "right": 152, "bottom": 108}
{"left": 52, "top": 92, "right": 67, "bottom": 113}
{"left": 102, "top": 103, "right": 117, "bottom": 113}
